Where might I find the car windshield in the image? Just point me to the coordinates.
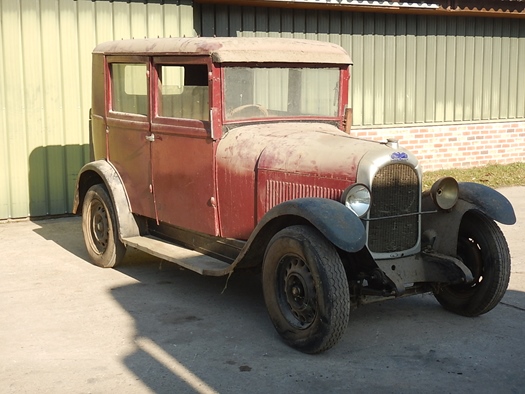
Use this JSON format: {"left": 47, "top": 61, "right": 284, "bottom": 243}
{"left": 224, "top": 67, "right": 341, "bottom": 121}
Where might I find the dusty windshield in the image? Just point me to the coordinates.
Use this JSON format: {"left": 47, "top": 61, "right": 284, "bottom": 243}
{"left": 224, "top": 67, "right": 340, "bottom": 121}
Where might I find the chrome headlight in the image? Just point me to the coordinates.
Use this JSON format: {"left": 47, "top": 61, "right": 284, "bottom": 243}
{"left": 430, "top": 177, "right": 459, "bottom": 210}
{"left": 341, "top": 184, "right": 371, "bottom": 217}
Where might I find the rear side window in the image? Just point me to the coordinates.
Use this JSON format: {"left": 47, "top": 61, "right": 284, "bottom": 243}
{"left": 111, "top": 63, "right": 148, "bottom": 115}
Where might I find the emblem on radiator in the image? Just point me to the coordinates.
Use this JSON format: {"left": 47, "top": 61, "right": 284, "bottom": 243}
{"left": 391, "top": 152, "right": 409, "bottom": 161}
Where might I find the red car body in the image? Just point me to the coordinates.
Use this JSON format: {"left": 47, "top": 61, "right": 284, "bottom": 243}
{"left": 74, "top": 37, "right": 515, "bottom": 353}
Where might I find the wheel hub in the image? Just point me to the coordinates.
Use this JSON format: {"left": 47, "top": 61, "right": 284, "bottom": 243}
{"left": 281, "top": 256, "right": 317, "bottom": 327}
{"left": 91, "top": 200, "right": 109, "bottom": 253}
{"left": 456, "top": 236, "right": 484, "bottom": 289}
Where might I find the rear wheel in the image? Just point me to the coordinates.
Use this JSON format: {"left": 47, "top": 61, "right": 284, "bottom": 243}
{"left": 434, "top": 211, "right": 510, "bottom": 316}
{"left": 82, "top": 184, "right": 126, "bottom": 268}
{"left": 262, "top": 225, "right": 350, "bottom": 354}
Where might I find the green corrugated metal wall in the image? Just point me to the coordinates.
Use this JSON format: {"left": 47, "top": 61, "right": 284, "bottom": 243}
{"left": 195, "top": 4, "right": 525, "bottom": 127}
{"left": 2, "top": 1, "right": 524, "bottom": 220}
{"left": 0, "top": 0, "right": 193, "bottom": 220}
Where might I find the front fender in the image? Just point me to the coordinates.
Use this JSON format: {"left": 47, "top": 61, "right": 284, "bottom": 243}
{"left": 422, "top": 182, "right": 515, "bottom": 256}
{"left": 458, "top": 182, "right": 516, "bottom": 225}
{"left": 264, "top": 198, "right": 367, "bottom": 252}
{"left": 73, "top": 160, "right": 140, "bottom": 240}
{"left": 230, "top": 198, "right": 366, "bottom": 270}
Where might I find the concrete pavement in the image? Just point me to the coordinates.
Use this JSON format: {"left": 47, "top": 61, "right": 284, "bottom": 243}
{"left": 1, "top": 187, "right": 524, "bottom": 394}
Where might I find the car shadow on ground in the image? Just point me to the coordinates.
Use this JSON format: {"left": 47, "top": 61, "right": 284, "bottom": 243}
{"left": 110, "top": 258, "right": 525, "bottom": 394}
{"left": 112, "top": 263, "right": 270, "bottom": 393}
{"left": 31, "top": 216, "right": 164, "bottom": 267}
{"left": 30, "top": 216, "right": 525, "bottom": 393}
{"left": 31, "top": 216, "right": 91, "bottom": 261}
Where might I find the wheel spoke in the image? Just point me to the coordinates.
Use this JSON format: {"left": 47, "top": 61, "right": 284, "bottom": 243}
{"left": 280, "top": 255, "right": 317, "bottom": 328}
{"left": 82, "top": 185, "right": 126, "bottom": 268}
{"left": 90, "top": 200, "right": 109, "bottom": 253}
{"left": 456, "top": 235, "right": 485, "bottom": 290}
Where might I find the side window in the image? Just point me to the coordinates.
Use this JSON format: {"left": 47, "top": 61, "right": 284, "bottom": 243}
{"left": 111, "top": 63, "right": 148, "bottom": 115}
{"left": 158, "top": 64, "right": 209, "bottom": 121}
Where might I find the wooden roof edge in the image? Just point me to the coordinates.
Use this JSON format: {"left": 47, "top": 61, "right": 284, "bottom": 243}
{"left": 194, "top": 0, "right": 525, "bottom": 18}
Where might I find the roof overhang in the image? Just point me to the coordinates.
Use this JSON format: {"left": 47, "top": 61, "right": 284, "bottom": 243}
{"left": 93, "top": 37, "right": 353, "bottom": 65}
{"left": 195, "top": 0, "right": 525, "bottom": 18}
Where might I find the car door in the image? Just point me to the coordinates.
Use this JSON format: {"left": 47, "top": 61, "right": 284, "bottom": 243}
{"left": 149, "top": 58, "right": 219, "bottom": 235}
{"left": 106, "top": 57, "right": 156, "bottom": 219}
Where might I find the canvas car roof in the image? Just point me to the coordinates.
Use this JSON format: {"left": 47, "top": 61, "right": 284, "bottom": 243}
{"left": 93, "top": 36, "right": 352, "bottom": 65}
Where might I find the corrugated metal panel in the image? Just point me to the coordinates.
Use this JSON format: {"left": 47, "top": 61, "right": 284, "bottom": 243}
{"left": 253, "top": 1, "right": 441, "bottom": 9}
{"left": 195, "top": 4, "right": 525, "bottom": 127}
{"left": 0, "top": 0, "right": 193, "bottom": 219}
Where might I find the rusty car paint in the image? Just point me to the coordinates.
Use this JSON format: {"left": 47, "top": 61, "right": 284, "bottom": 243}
{"left": 215, "top": 122, "right": 394, "bottom": 239}
{"left": 90, "top": 38, "right": 355, "bottom": 241}
{"left": 150, "top": 128, "right": 219, "bottom": 235}
{"left": 106, "top": 116, "right": 155, "bottom": 219}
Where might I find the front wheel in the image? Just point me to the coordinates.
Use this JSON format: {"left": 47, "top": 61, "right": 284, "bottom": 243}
{"left": 433, "top": 211, "right": 511, "bottom": 316}
{"left": 82, "top": 184, "right": 126, "bottom": 268}
{"left": 262, "top": 225, "right": 350, "bottom": 354}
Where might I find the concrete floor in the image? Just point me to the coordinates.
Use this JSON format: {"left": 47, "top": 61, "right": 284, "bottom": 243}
{"left": 1, "top": 187, "right": 524, "bottom": 394}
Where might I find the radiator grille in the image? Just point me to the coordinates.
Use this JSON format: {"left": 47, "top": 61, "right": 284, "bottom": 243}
{"left": 266, "top": 180, "right": 342, "bottom": 212}
{"left": 368, "top": 164, "right": 419, "bottom": 253}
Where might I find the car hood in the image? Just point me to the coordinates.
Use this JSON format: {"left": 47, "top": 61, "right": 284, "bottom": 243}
{"left": 217, "top": 122, "right": 388, "bottom": 180}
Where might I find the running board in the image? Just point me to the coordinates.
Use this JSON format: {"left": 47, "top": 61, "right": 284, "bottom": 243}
{"left": 122, "top": 235, "right": 232, "bottom": 277}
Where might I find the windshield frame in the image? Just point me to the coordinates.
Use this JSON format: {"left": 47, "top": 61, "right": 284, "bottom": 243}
{"left": 220, "top": 63, "right": 349, "bottom": 125}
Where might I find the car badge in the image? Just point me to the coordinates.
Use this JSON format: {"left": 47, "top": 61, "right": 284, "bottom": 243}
{"left": 391, "top": 152, "right": 409, "bottom": 161}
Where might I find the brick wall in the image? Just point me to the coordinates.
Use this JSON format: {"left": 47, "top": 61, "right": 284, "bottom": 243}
{"left": 351, "top": 121, "right": 525, "bottom": 172}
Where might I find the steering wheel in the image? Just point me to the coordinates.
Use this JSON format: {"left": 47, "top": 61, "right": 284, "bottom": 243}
{"left": 229, "top": 104, "right": 269, "bottom": 119}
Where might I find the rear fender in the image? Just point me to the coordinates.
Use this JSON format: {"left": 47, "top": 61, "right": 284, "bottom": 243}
{"left": 231, "top": 198, "right": 366, "bottom": 270}
{"left": 73, "top": 160, "right": 140, "bottom": 240}
{"left": 421, "top": 182, "right": 515, "bottom": 256}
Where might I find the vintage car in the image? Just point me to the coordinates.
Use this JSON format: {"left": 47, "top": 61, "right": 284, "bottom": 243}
{"left": 74, "top": 37, "right": 516, "bottom": 354}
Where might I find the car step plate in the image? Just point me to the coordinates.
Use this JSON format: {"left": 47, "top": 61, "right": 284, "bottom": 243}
{"left": 123, "top": 235, "right": 232, "bottom": 276}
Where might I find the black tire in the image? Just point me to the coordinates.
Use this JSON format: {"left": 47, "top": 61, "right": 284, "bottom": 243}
{"left": 82, "top": 184, "right": 126, "bottom": 268}
{"left": 262, "top": 225, "right": 350, "bottom": 354}
{"left": 434, "top": 211, "right": 511, "bottom": 316}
